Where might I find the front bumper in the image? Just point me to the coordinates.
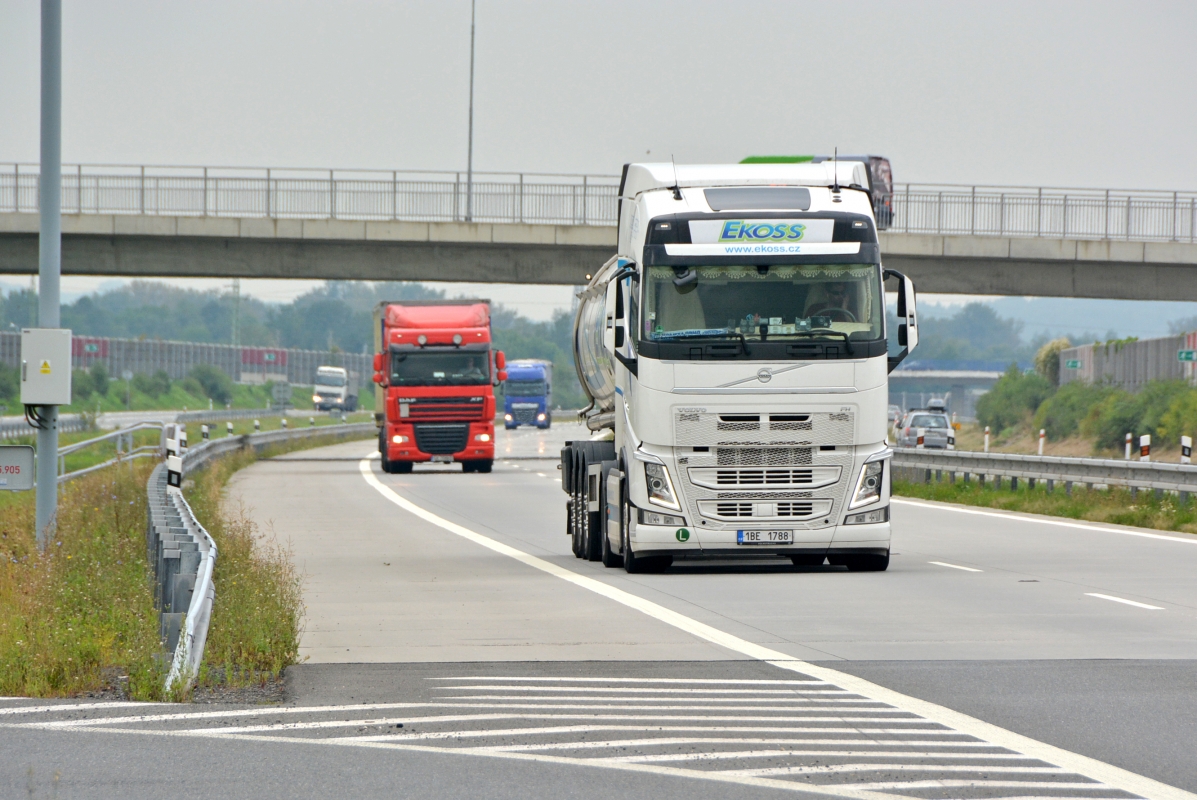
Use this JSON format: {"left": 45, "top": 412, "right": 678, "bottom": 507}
{"left": 630, "top": 520, "right": 890, "bottom": 556}
{"left": 384, "top": 420, "right": 494, "bottom": 462}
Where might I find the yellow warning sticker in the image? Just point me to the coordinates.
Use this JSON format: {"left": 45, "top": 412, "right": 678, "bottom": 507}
{"left": 39, "top": 360, "right": 51, "bottom": 374}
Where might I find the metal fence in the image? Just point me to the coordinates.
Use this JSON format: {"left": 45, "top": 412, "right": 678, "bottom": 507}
{"left": 1060, "top": 331, "right": 1197, "bottom": 390}
{"left": 4, "top": 164, "right": 1197, "bottom": 242}
{"left": 0, "top": 330, "right": 372, "bottom": 387}
{"left": 892, "top": 447, "right": 1197, "bottom": 498}
{"left": 0, "top": 164, "right": 620, "bottom": 227}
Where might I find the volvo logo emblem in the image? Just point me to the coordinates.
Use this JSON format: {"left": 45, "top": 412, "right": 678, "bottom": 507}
{"left": 756, "top": 368, "right": 772, "bottom": 383}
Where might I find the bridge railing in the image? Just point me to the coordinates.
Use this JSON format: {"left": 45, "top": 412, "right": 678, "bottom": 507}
{"left": 4, "top": 164, "right": 1197, "bottom": 242}
{"left": 892, "top": 183, "right": 1197, "bottom": 243}
{"left": 0, "top": 164, "right": 620, "bottom": 227}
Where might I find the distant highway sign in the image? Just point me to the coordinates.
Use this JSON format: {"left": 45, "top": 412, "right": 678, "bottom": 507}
{"left": 1179, "top": 350, "right": 1196, "bottom": 362}
{"left": 1065, "top": 359, "right": 1082, "bottom": 369}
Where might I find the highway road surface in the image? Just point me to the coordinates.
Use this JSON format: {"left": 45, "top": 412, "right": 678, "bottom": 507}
{"left": 4, "top": 422, "right": 1197, "bottom": 800}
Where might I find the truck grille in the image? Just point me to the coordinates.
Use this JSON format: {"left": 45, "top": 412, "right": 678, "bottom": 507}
{"left": 512, "top": 407, "right": 538, "bottom": 424}
{"left": 403, "top": 397, "right": 486, "bottom": 421}
{"left": 717, "top": 447, "right": 813, "bottom": 466}
{"left": 698, "top": 499, "right": 832, "bottom": 521}
{"left": 413, "top": 423, "right": 470, "bottom": 455}
{"left": 685, "top": 466, "right": 842, "bottom": 490}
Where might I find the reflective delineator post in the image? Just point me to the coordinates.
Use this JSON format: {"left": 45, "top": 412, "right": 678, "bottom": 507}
{"left": 916, "top": 427, "right": 925, "bottom": 449}
{"left": 1038, "top": 429, "right": 1046, "bottom": 455}
{"left": 226, "top": 421, "right": 234, "bottom": 436}
{"left": 281, "top": 418, "right": 287, "bottom": 429}
{"left": 309, "top": 416, "right": 315, "bottom": 427}
{"left": 201, "top": 424, "right": 209, "bottom": 441}
{"left": 1139, "top": 434, "right": 1151, "bottom": 462}
{"left": 254, "top": 419, "right": 260, "bottom": 432}
{"left": 983, "top": 426, "right": 990, "bottom": 453}
{"left": 1125, "top": 432, "right": 1133, "bottom": 460}
{"left": 1182, "top": 435, "right": 1192, "bottom": 465}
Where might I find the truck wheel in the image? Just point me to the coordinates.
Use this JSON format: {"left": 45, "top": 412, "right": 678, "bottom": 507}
{"left": 394, "top": 461, "right": 412, "bottom": 474}
{"left": 601, "top": 491, "right": 624, "bottom": 569}
{"left": 379, "top": 432, "right": 392, "bottom": 473}
{"left": 462, "top": 461, "right": 475, "bottom": 473}
{"left": 843, "top": 552, "right": 889, "bottom": 572}
{"left": 475, "top": 460, "right": 493, "bottom": 474}
{"left": 621, "top": 500, "right": 670, "bottom": 573}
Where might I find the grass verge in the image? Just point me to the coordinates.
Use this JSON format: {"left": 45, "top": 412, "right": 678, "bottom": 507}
{"left": 0, "top": 425, "right": 373, "bottom": 700}
{"left": 0, "top": 461, "right": 165, "bottom": 700}
{"left": 894, "top": 477, "right": 1197, "bottom": 535}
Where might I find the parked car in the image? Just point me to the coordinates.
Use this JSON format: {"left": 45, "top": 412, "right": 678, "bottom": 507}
{"left": 896, "top": 412, "right": 955, "bottom": 449}
{"left": 887, "top": 404, "right": 902, "bottom": 426}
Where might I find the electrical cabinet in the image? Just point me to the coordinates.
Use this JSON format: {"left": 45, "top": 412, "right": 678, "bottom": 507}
{"left": 20, "top": 328, "right": 72, "bottom": 406}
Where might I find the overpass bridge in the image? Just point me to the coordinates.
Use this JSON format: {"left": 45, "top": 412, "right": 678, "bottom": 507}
{"left": 2, "top": 163, "right": 1197, "bottom": 300}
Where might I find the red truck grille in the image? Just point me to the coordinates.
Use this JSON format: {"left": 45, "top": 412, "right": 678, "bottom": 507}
{"left": 401, "top": 397, "right": 486, "bottom": 421}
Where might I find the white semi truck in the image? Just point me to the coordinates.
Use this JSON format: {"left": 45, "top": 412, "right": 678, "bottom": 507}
{"left": 313, "top": 365, "right": 358, "bottom": 412}
{"left": 560, "top": 162, "right": 919, "bottom": 573}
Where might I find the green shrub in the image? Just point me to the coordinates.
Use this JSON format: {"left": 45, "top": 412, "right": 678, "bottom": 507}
{"left": 71, "top": 369, "right": 94, "bottom": 402}
{"left": 131, "top": 370, "right": 171, "bottom": 398}
{"left": 976, "top": 365, "right": 1054, "bottom": 435}
{"left": 1081, "top": 381, "right": 1192, "bottom": 452}
{"left": 1034, "top": 337, "right": 1072, "bottom": 387}
{"left": 1158, "top": 390, "right": 1197, "bottom": 444}
{"left": 180, "top": 376, "right": 206, "bottom": 399}
{"left": 89, "top": 362, "right": 109, "bottom": 397}
{"left": 189, "top": 364, "right": 234, "bottom": 406}
{"left": 1033, "top": 381, "right": 1111, "bottom": 440}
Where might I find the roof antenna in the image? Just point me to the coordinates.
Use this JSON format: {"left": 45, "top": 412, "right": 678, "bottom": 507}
{"left": 831, "top": 146, "right": 841, "bottom": 193}
{"left": 669, "top": 154, "right": 682, "bottom": 200}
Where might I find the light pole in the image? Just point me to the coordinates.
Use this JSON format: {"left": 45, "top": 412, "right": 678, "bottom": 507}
{"left": 465, "top": 0, "right": 475, "bottom": 222}
{"left": 34, "top": 0, "right": 62, "bottom": 549}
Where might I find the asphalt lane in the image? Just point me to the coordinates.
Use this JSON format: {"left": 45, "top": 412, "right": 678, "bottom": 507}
{"left": 7, "top": 425, "right": 1196, "bottom": 798}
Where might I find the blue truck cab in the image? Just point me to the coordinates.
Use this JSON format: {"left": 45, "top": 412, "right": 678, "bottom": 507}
{"left": 503, "top": 359, "right": 553, "bottom": 429}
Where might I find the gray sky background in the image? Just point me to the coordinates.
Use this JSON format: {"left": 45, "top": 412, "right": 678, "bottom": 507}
{"left": 2, "top": 0, "right": 1196, "bottom": 320}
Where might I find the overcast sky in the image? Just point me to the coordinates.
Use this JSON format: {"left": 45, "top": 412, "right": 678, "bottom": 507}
{"left": 2, "top": 0, "right": 1195, "bottom": 318}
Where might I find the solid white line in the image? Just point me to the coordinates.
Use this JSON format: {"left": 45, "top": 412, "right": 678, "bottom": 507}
{"left": 338, "top": 725, "right": 975, "bottom": 743}
{"left": 26, "top": 702, "right": 461, "bottom": 728}
{"left": 469, "top": 737, "right": 1008, "bottom": 753}
{"left": 0, "top": 701, "right": 156, "bottom": 716}
{"left": 360, "top": 456, "right": 1196, "bottom": 800}
{"left": 843, "top": 780, "right": 1105, "bottom": 791}
{"left": 724, "top": 764, "right": 1066, "bottom": 776}
{"left": 1085, "top": 593, "right": 1165, "bottom": 610}
{"left": 434, "top": 677, "right": 831, "bottom": 685}
{"left": 442, "top": 685, "right": 846, "bottom": 695}
{"left": 445, "top": 696, "right": 877, "bottom": 706}
{"left": 604, "top": 749, "right": 1023, "bottom": 764}
{"left": 893, "top": 497, "right": 1197, "bottom": 545}
{"left": 928, "top": 561, "right": 982, "bottom": 572}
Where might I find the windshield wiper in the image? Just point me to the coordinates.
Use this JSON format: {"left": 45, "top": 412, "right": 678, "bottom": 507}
{"left": 780, "top": 329, "right": 854, "bottom": 355}
{"left": 655, "top": 330, "right": 751, "bottom": 355}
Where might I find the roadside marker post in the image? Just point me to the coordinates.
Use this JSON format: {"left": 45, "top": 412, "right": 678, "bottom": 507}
{"left": 309, "top": 416, "right": 315, "bottom": 427}
{"left": 254, "top": 419, "right": 260, "bottom": 432}
{"left": 226, "top": 421, "right": 234, "bottom": 435}
{"left": 281, "top": 418, "right": 287, "bottom": 429}
{"left": 1139, "top": 434, "right": 1151, "bottom": 462}
{"left": 983, "top": 426, "right": 990, "bottom": 453}
{"left": 916, "top": 427, "right": 925, "bottom": 449}
{"left": 201, "top": 424, "right": 209, "bottom": 441}
{"left": 1038, "top": 429, "right": 1046, "bottom": 455}
{"left": 1182, "top": 435, "right": 1192, "bottom": 465}
{"left": 1125, "top": 432, "right": 1133, "bottom": 460}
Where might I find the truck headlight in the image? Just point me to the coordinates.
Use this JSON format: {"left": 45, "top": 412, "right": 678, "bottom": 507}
{"left": 849, "top": 460, "right": 884, "bottom": 508}
{"left": 504, "top": 413, "right": 513, "bottom": 421}
{"left": 537, "top": 413, "right": 546, "bottom": 421}
{"left": 474, "top": 433, "right": 491, "bottom": 442}
{"left": 392, "top": 435, "right": 409, "bottom": 444}
{"left": 312, "top": 395, "right": 321, "bottom": 402}
{"left": 643, "top": 462, "right": 680, "bottom": 511}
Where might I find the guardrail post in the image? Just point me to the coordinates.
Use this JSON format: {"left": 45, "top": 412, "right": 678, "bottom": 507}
{"left": 1010, "top": 476, "right": 1018, "bottom": 491}
{"left": 1046, "top": 479, "right": 1054, "bottom": 493}
{"left": 1065, "top": 481, "right": 1072, "bottom": 496}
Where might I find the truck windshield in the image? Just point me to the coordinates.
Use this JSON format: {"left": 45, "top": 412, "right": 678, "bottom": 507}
{"left": 641, "top": 264, "right": 882, "bottom": 342}
{"left": 315, "top": 373, "right": 346, "bottom": 387}
{"left": 390, "top": 351, "right": 490, "bottom": 386}
{"left": 505, "top": 379, "right": 546, "bottom": 396}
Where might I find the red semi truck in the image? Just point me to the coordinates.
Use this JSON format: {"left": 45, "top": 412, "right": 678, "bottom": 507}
{"left": 372, "top": 300, "right": 506, "bottom": 474}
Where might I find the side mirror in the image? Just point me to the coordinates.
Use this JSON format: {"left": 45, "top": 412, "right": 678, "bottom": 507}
{"left": 373, "top": 353, "right": 383, "bottom": 371}
{"left": 884, "top": 268, "right": 919, "bottom": 373}
{"left": 497, "top": 370, "right": 508, "bottom": 382}
{"left": 496, "top": 351, "right": 506, "bottom": 370}
{"left": 373, "top": 372, "right": 385, "bottom": 384}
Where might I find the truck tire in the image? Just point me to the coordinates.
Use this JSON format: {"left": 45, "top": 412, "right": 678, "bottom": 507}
{"left": 474, "top": 459, "right": 493, "bottom": 474}
{"left": 842, "top": 552, "right": 889, "bottom": 572}
{"left": 392, "top": 460, "right": 412, "bottom": 474}
{"left": 601, "top": 488, "right": 624, "bottom": 569}
{"left": 378, "top": 431, "right": 392, "bottom": 473}
{"left": 621, "top": 499, "right": 672, "bottom": 573}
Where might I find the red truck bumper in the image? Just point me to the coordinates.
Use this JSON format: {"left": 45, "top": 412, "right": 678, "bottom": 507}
{"left": 383, "top": 420, "right": 495, "bottom": 463}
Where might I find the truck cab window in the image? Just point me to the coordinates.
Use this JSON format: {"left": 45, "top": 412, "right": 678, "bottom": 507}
{"left": 390, "top": 352, "right": 491, "bottom": 386}
{"left": 641, "top": 264, "right": 882, "bottom": 343}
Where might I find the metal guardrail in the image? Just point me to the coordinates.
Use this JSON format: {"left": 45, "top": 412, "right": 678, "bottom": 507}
{"left": 149, "top": 421, "right": 375, "bottom": 692}
{"left": 0, "top": 414, "right": 90, "bottom": 440}
{"left": 4, "top": 163, "right": 1197, "bottom": 242}
{"left": 892, "top": 447, "right": 1197, "bottom": 498}
{"left": 58, "top": 420, "right": 166, "bottom": 483}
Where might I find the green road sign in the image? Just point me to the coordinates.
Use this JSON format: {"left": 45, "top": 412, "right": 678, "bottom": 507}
{"left": 1065, "top": 359, "right": 1082, "bottom": 369}
{"left": 1178, "top": 350, "right": 1196, "bottom": 362}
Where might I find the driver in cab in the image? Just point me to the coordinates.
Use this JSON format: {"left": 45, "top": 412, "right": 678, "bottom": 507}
{"left": 804, "top": 281, "right": 856, "bottom": 322}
